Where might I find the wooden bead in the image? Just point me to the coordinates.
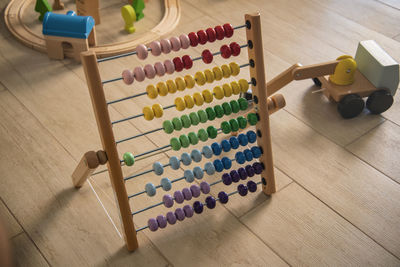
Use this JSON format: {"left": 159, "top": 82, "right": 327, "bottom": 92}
{"left": 204, "top": 69, "right": 214, "bottom": 83}
{"left": 143, "top": 106, "right": 155, "bottom": 120}
{"left": 136, "top": 44, "right": 148, "bottom": 60}
{"left": 202, "top": 89, "right": 213, "bottom": 103}
{"left": 146, "top": 84, "right": 158, "bottom": 99}
{"left": 201, "top": 49, "right": 213, "bottom": 64}
{"left": 212, "top": 66, "right": 223, "bottom": 81}
{"left": 175, "top": 77, "right": 186, "bottom": 91}
{"left": 230, "top": 42, "right": 241, "bottom": 56}
{"left": 223, "top": 23, "right": 234, "bottom": 38}
{"left": 220, "top": 45, "right": 232, "bottom": 59}
{"left": 123, "top": 152, "right": 135, "bottom": 166}
{"left": 184, "top": 95, "right": 195, "bottom": 109}
{"left": 172, "top": 57, "right": 184, "bottom": 72}
{"left": 229, "top": 62, "right": 240, "bottom": 76}
{"left": 166, "top": 80, "right": 177, "bottom": 93}
{"left": 122, "top": 69, "right": 134, "bottom": 85}
{"left": 179, "top": 34, "right": 190, "bottom": 49}
{"left": 156, "top": 215, "right": 167, "bottom": 228}
{"left": 200, "top": 181, "right": 210, "bottom": 194}
{"left": 145, "top": 183, "right": 156, "bottom": 196}
{"left": 133, "top": 66, "right": 145, "bottom": 82}
{"left": 206, "top": 27, "right": 216, "bottom": 42}
{"left": 214, "top": 25, "right": 225, "bottom": 40}
{"left": 183, "top": 205, "right": 194, "bottom": 218}
{"left": 144, "top": 64, "right": 156, "bottom": 79}
{"left": 195, "top": 71, "right": 206, "bottom": 86}
{"left": 188, "top": 32, "right": 198, "bottom": 47}
{"left": 154, "top": 61, "right": 166, "bottom": 76}
{"left": 170, "top": 36, "right": 181, "bottom": 51}
{"left": 197, "top": 29, "right": 208, "bottom": 45}
{"left": 149, "top": 41, "right": 162, "bottom": 56}
{"left": 148, "top": 218, "right": 158, "bottom": 231}
{"left": 193, "top": 92, "right": 204, "bottom": 106}
{"left": 157, "top": 82, "right": 168, "bottom": 96}
{"left": 163, "top": 194, "right": 174, "bottom": 208}
{"left": 182, "top": 188, "right": 192, "bottom": 201}
{"left": 205, "top": 196, "right": 216, "bottom": 209}
{"left": 166, "top": 211, "right": 177, "bottom": 224}
{"left": 223, "top": 83, "right": 233, "bottom": 97}
{"left": 239, "top": 79, "right": 249, "bottom": 92}
{"left": 174, "top": 97, "right": 186, "bottom": 111}
{"left": 213, "top": 86, "right": 224, "bottom": 100}
{"left": 164, "top": 59, "right": 175, "bottom": 74}
{"left": 160, "top": 39, "right": 172, "bottom": 54}
{"left": 184, "top": 75, "right": 195, "bottom": 89}
{"left": 152, "top": 103, "right": 163, "bottom": 118}
{"left": 221, "top": 64, "right": 231, "bottom": 78}
{"left": 231, "top": 81, "right": 241, "bottom": 95}
{"left": 182, "top": 55, "right": 193, "bottom": 69}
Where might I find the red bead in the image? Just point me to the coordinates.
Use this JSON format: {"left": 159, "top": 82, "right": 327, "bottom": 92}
{"left": 223, "top": 23, "right": 234, "bottom": 38}
{"left": 206, "top": 28, "right": 216, "bottom": 42}
{"left": 220, "top": 45, "right": 232, "bottom": 59}
{"left": 182, "top": 55, "right": 193, "bottom": 70}
{"left": 202, "top": 49, "right": 213, "bottom": 64}
{"left": 197, "top": 30, "right": 208, "bottom": 45}
{"left": 214, "top": 25, "right": 225, "bottom": 40}
{"left": 230, "top": 42, "right": 241, "bottom": 56}
{"left": 188, "top": 32, "right": 199, "bottom": 47}
{"left": 173, "top": 57, "right": 184, "bottom": 72}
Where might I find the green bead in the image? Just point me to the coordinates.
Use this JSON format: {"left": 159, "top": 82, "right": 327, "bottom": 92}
{"left": 207, "top": 126, "right": 218, "bottom": 139}
{"left": 214, "top": 105, "right": 224, "bottom": 118}
{"left": 230, "top": 100, "right": 240, "bottom": 113}
{"left": 170, "top": 137, "right": 181, "bottom": 151}
{"left": 163, "top": 120, "right": 174, "bottom": 134}
{"left": 221, "top": 121, "right": 232, "bottom": 134}
{"left": 188, "top": 132, "right": 199, "bottom": 145}
{"left": 229, "top": 119, "right": 239, "bottom": 132}
{"left": 237, "top": 116, "right": 247, "bottom": 129}
{"left": 247, "top": 113, "right": 259, "bottom": 126}
{"left": 205, "top": 107, "right": 216, "bottom": 121}
{"left": 197, "top": 128, "right": 209, "bottom": 142}
{"left": 172, "top": 117, "right": 183, "bottom": 131}
{"left": 198, "top": 109, "right": 208, "bottom": 123}
{"left": 189, "top": 112, "right": 200, "bottom": 126}
{"left": 180, "top": 114, "right": 191, "bottom": 128}
{"left": 179, "top": 134, "right": 190, "bottom": 148}
{"left": 238, "top": 98, "right": 249, "bottom": 111}
{"left": 123, "top": 152, "right": 135, "bottom": 166}
{"left": 222, "top": 102, "right": 232, "bottom": 116}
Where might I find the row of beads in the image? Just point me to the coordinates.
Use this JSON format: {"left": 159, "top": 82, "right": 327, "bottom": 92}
{"left": 162, "top": 182, "right": 209, "bottom": 208}
{"left": 188, "top": 24, "right": 234, "bottom": 47}
{"left": 201, "top": 42, "right": 242, "bottom": 64}
{"left": 220, "top": 112, "right": 259, "bottom": 134}
{"left": 222, "top": 162, "right": 263, "bottom": 185}
{"left": 145, "top": 62, "right": 241, "bottom": 99}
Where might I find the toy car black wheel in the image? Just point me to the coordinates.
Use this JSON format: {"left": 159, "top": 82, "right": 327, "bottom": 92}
{"left": 312, "top": 78, "right": 322, "bottom": 87}
{"left": 337, "top": 94, "right": 365, "bottom": 119}
{"left": 366, "top": 89, "right": 393, "bottom": 114}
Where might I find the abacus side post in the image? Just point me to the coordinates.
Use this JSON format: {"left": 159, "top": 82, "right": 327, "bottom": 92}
{"left": 80, "top": 50, "right": 138, "bottom": 251}
{"left": 72, "top": 151, "right": 99, "bottom": 188}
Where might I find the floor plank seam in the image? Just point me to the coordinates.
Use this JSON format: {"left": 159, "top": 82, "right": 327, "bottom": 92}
{"left": 375, "top": 0, "right": 400, "bottom": 11}
{"left": 344, "top": 118, "right": 387, "bottom": 147}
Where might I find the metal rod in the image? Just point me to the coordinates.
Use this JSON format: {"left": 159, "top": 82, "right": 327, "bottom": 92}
{"left": 116, "top": 127, "right": 164, "bottom": 144}
{"left": 107, "top": 92, "right": 148, "bottom": 105}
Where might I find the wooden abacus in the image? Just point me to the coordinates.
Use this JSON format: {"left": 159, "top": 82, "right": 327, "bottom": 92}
{"left": 72, "top": 12, "right": 286, "bottom": 251}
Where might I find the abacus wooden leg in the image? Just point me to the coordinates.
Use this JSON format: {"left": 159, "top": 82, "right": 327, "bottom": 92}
{"left": 72, "top": 150, "right": 108, "bottom": 188}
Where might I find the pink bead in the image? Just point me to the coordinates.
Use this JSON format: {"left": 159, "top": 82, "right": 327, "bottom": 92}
{"left": 154, "top": 62, "right": 166, "bottom": 76}
{"left": 133, "top": 66, "right": 145, "bottom": 82}
{"left": 121, "top": 69, "right": 134, "bottom": 85}
{"left": 170, "top": 36, "right": 181, "bottom": 51}
{"left": 164, "top": 59, "right": 175, "bottom": 74}
{"left": 144, "top": 64, "right": 156, "bottom": 79}
{"left": 160, "top": 39, "right": 172, "bottom": 54}
{"left": 136, "top": 44, "right": 148, "bottom": 60}
{"left": 149, "top": 41, "right": 162, "bottom": 56}
{"left": 179, "top": 34, "right": 190, "bottom": 49}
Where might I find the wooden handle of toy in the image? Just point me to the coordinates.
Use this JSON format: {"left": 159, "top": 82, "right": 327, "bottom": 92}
{"left": 72, "top": 150, "right": 108, "bottom": 188}
{"left": 292, "top": 60, "right": 338, "bottom": 80}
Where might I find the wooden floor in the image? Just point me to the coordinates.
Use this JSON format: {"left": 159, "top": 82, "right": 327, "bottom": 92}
{"left": 1, "top": 0, "right": 400, "bottom": 266}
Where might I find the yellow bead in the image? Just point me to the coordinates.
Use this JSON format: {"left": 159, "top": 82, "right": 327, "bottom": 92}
{"left": 184, "top": 95, "right": 195, "bottom": 109}
{"left": 212, "top": 66, "right": 223, "bottom": 81}
{"left": 239, "top": 79, "right": 249, "bottom": 93}
{"left": 193, "top": 92, "right": 204, "bottom": 106}
{"left": 229, "top": 62, "right": 240, "bottom": 76}
{"left": 157, "top": 82, "right": 168, "bottom": 96}
{"left": 204, "top": 69, "right": 215, "bottom": 84}
{"left": 213, "top": 86, "right": 224, "bottom": 100}
{"left": 143, "top": 106, "right": 155, "bottom": 121}
{"left": 152, "top": 103, "right": 163, "bottom": 118}
{"left": 166, "top": 80, "right": 177, "bottom": 94}
{"left": 184, "top": 75, "right": 195, "bottom": 89}
{"left": 195, "top": 71, "right": 206, "bottom": 86}
{"left": 146, "top": 84, "right": 158, "bottom": 99}
{"left": 202, "top": 89, "right": 214, "bottom": 103}
{"left": 175, "top": 77, "right": 186, "bottom": 91}
{"left": 221, "top": 64, "right": 231, "bottom": 78}
{"left": 222, "top": 83, "right": 233, "bottom": 97}
{"left": 231, "top": 81, "right": 241, "bottom": 95}
{"left": 175, "top": 97, "right": 186, "bottom": 111}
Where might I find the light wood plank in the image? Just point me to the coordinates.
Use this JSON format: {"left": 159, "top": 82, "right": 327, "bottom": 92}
{"left": 0, "top": 199, "right": 22, "bottom": 238}
{"left": 11, "top": 233, "right": 49, "bottom": 267}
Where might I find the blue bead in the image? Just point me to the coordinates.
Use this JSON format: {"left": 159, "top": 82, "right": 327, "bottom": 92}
{"left": 213, "top": 159, "right": 224, "bottom": 172}
{"left": 145, "top": 183, "right": 156, "bottom": 196}
{"left": 229, "top": 136, "right": 239, "bottom": 149}
{"left": 211, "top": 142, "right": 222, "bottom": 156}
{"left": 181, "top": 152, "right": 192, "bottom": 166}
{"left": 251, "top": 146, "right": 262, "bottom": 158}
{"left": 221, "top": 139, "right": 231, "bottom": 152}
{"left": 184, "top": 170, "right": 194, "bottom": 182}
{"left": 244, "top": 149, "right": 253, "bottom": 162}
{"left": 191, "top": 149, "right": 202, "bottom": 162}
{"left": 238, "top": 134, "right": 248, "bottom": 146}
{"left": 247, "top": 130, "right": 257, "bottom": 143}
{"left": 193, "top": 201, "right": 204, "bottom": 214}
{"left": 160, "top": 177, "right": 172, "bottom": 191}
{"left": 153, "top": 162, "right": 164, "bottom": 175}
{"left": 204, "top": 162, "right": 216, "bottom": 175}
{"left": 235, "top": 151, "right": 246, "bottom": 164}
{"left": 169, "top": 156, "right": 180, "bottom": 170}
{"left": 238, "top": 184, "right": 248, "bottom": 196}
{"left": 193, "top": 166, "right": 204, "bottom": 179}
{"left": 202, "top": 145, "right": 213, "bottom": 159}
{"left": 221, "top": 157, "right": 232, "bottom": 169}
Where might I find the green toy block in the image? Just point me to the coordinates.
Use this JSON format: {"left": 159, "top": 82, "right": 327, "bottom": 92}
{"left": 132, "top": 0, "right": 145, "bottom": 21}
{"left": 35, "top": 0, "right": 52, "bottom": 22}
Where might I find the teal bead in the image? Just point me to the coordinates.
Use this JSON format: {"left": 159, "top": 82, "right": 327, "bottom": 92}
{"left": 160, "top": 178, "right": 172, "bottom": 191}
{"left": 145, "top": 183, "right": 156, "bottom": 196}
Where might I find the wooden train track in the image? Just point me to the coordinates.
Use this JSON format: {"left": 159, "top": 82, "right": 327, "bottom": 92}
{"left": 4, "top": 0, "right": 181, "bottom": 59}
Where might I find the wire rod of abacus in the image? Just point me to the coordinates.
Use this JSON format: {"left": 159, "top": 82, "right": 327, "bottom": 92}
{"left": 97, "top": 24, "right": 247, "bottom": 64}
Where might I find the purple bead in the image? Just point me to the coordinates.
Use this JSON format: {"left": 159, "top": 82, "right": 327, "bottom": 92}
{"left": 230, "top": 170, "right": 240, "bottom": 183}
{"left": 238, "top": 167, "right": 248, "bottom": 180}
{"left": 205, "top": 196, "right": 216, "bottom": 209}
{"left": 222, "top": 173, "right": 232, "bottom": 185}
{"left": 193, "top": 201, "right": 204, "bottom": 214}
{"left": 218, "top": 191, "right": 229, "bottom": 204}
{"left": 174, "top": 190, "right": 184, "bottom": 204}
{"left": 156, "top": 215, "right": 167, "bottom": 229}
{"left": 148, "top": 218, "right": 158, "bottom": 231}
{"left": 200, "top": 181, "right": 210, "bottom": 194}
{"left": 182, "top": 187, "right": 192, "bottom": 201}
{"left": 238, "top": 184, "right": 248, "bottom": 196}
{"left": 247, "top": 181, "right": 257, "bottom": 192}
{"left": 245, "top": 165, "right": 255, "bottom": 177}
{"left": 183, "top": 205, "right": 194, "bottom": 218}
{"left": 163, "top": 194, "right": 174, "bottom": 208}
{"left": 166, "top": 211, "right": 177, "bottom": 225}
{"left": 190, "top": 184, "right": 201, "bottom": 198}
{"left": 175, "top": 208, "right": 185, "bottom": 221}
{"left": 253, "top": 162, "right": 263, "bottom": 174}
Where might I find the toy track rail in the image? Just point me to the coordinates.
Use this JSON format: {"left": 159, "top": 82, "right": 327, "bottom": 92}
{"left": 4, "top": 0, "right": 181, "bottom": 59}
